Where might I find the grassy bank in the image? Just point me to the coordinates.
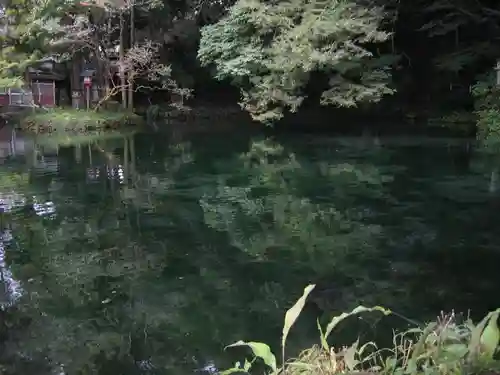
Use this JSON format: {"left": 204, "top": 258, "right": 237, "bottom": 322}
{"left": 222, "top": 285, "right": 500, "bottom": 375}
{"left": 34, "top": 129, "right": 137, "bottom": 148}
{"left": 20, "top": 108, "right": 144, "bottom": 134}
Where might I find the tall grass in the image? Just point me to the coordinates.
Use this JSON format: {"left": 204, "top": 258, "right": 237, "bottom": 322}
{"left": 221, "top": 285, "right": 500, "bottom": 375}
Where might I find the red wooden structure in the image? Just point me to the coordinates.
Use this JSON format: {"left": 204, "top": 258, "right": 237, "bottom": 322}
{"left": 0, "top": 93, "right": 8, "bottom": 106}
{"left": 0, "top": 81, "right": 56, "bottom": 108}
{"left": 32, "top": 80, "right": 56, "bottom": 107}
{"left": 0, "top": 88, "right": 8, "bottom": 106}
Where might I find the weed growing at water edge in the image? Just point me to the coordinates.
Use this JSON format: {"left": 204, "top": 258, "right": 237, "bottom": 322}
{"left": 221, "top": 284, "right": 500, "bottom": 375}
{"left": 20, "top": 108, "right": 143, "bottom": 134}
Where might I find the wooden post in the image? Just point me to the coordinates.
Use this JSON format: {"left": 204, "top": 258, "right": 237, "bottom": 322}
{"left": 129, "top": 134, "right": 135, "bottom": 179}
{"left": 128, "top": 0, "right": 135, "bottom": 110}
{"left": 9, "top": 127, "right": 15, "bottom": 156}
{"left": 123, "top": 136, "right": 129, "bottom": 182}
{"left": 72, "top": 91, "right": 80, "bottom": 109}
{"left": 119, "top": 9, "right": 127, "bottom": 109}
{"left": 86, "top": 85, "right": 90, "bottom": 110}
{"left": 71, "top": 53, "right": 83, "bottom": 108}
{"left": 88, "top": 143, "right": 93, "bottom": 165}
{"left": 496, "top": 60, "right": 500, "bottom": 86}
{"left": 493, "top": 61, "right": 500, "bottom": 194}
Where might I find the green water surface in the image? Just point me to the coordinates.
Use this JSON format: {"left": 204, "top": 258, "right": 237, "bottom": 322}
{"left": 0, "top": 125, "right": 499, "bottom": 374}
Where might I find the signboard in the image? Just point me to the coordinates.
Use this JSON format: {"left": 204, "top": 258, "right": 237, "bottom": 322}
{"left": 83, "top": 77, "right": 92, "bottom": 87}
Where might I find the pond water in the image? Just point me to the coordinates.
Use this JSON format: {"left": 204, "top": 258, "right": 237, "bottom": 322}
{"left": 1, "top": 124, "right": 500, "bottom": 374}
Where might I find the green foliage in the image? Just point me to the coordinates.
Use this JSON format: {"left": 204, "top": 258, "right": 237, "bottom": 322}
{"left": 225, "top": 341, "right": 278, "bottom": 373}
{"left": 198, "top": 0, "right": 396, "bottom": 123}
{"left": 0, "top": 171, "right": 30, "bottom": 192}
{"left": 20, "top": 108, "right": 144, "bottom": 134}
{"left": 381, "top": 310, "right": 500, "bottom": 375}
{"left": 426, "top": 111, "right": 477, "bottom": 136}
{"left": 416, "top": 0, "right": 500, "bottom": 73}
{"left": 0, "top": 0, "right": 68, "bottom": 86}
{"left": 222, "top": 284, "right": 500, "bottom": 375}
{"left": 472, "top": 73, "right": 500, "bottom": 151}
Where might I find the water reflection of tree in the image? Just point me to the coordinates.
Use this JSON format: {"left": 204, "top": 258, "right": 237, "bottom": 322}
{"left": 2, "top": 134, "right": 233, "bottom": 375}
{"left": 2, "top": 135, "right": 145, "bottom": 374}
{"left": 199, "top": 138, "right": 396, "bottom": 310}
{"left": 1, "top": 135, "right": 410, "bottom": 375}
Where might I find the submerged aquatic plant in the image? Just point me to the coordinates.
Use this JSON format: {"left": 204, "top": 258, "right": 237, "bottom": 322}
{"left": 221, "top": 284, "right": 500, "bottom": 375}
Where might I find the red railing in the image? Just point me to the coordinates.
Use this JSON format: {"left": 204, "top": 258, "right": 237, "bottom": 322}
{"left": 0, "top": 82, "right": 55, "bottom": 107}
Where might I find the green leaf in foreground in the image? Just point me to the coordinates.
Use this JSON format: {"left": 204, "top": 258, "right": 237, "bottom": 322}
{"left": 282, "top": 284, "right": 315, "bottom": 361}
{"left": 480, "top": 310, "right": 500, "bottom": 359}
{"left": 324, "top": 305, "right": 391, "bottom": 340}
{"left": 469, "top": 308, "right": 500, "bottom": 359}
{"left": 225, "top": 340, "right": 277, "bottom": 372}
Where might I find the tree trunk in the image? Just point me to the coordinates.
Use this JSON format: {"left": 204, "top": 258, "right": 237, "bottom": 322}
{"left": 128, "top": 1, "right": 135, "bottom": 110}
{"left": 71, "top": 52, "right": 83, "bottom": 108}
{"left": 496, "top": 60, "right": 500, "bottom": 86}
{"left": 119, "top": 9, "right": 127, "bottom": 109}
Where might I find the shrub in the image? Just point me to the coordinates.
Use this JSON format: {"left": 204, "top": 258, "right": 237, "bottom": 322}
{"left": 221, "top": 284, "right": 500, "bottom": 375}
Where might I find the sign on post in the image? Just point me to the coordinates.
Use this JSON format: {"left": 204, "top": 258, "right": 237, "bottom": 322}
{"left": 83, "top": 77, "right": 92, "bottom": 110}
{"left": 83, "top": 76, "right": 92, "bottom": 87}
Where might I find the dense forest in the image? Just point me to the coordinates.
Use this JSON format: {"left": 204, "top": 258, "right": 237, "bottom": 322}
{"left": 2, "top": 0, "right": 500, "bottom": 134}
{"left": 1, "top": 0, "right": 500, "bottom": 190}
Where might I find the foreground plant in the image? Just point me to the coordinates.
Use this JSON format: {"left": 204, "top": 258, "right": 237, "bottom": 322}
{"left": 221, "top": 284, "right": 500, "bottom": 375}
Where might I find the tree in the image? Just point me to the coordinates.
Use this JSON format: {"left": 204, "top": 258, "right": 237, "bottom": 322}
{"left": 414, "top": 0, "right": 500, "bottom": 71}
{"left": 198, "top": 0, "right": 396, "bottom": 123}
{"left": 0, "top": 0, "right": 52, "bottom": 87}
{"left": 0, "top": 0, "right": 192, "bottom": 108}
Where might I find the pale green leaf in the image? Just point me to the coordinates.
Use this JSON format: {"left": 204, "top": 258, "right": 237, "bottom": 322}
{"left": 243, "top": 359, "right": 252, "bottom": 372}
{"left": 441, "top": 344, "right": 469, "bottom": 361}
{"left": 469, "top": 308, "right": 500, "bottom": 359}
{"left": 226, "top": 340, "right": 277, "bottom": 372}
{"left": 317, "top": 318, "right": 329, "bottom": 351}
{"left": 343, "top": 340, "right": 359, "bottom": 370}
{"left": 358, "top": 341, "right": 378, "bottom": 357}
{"left": 385, "top": 356, "right": 397, "bottom": 370}
{"left": 282, "top": 284, "right": 315, "bottom": 361}
{"left": 219, "top": 367, "right": 246, "bottom": 375}
{"left": 409, "top": 322, "right": 438, "bottom": 365}
{"left": 405, "top": 357, "right": 418, "bottom": 374}
{"left": 286, "top": 362, "right": 315, "bottom": 370}
{"left": 480, "top": 311, "right": 500, "bottom": 359}
{"left": 324, "top": 305, "right": 391, "bottom": 341}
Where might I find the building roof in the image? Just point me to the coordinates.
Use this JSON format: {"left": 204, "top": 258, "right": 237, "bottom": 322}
{"left": 79, "top": 0, "right": 127, "bottom": 9}
{"left": 27, "top": 59, "right": 67, "bottom": 81}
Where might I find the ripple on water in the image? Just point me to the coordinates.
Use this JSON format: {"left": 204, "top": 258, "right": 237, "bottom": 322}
{"left": 0, "top": 195, "right": 56, "bottom": 309}
{"left": 0, "top": 229, "right": 23, "bottom": 308}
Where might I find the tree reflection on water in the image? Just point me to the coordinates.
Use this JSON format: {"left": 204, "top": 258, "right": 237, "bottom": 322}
{"left": 0, "top": 130, "right": 500, "bottom": 375}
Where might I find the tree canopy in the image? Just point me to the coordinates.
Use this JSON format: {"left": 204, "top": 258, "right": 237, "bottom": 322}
{"left": 1, "top": 0, "right": 500, "bottom": 124}
{"left": 198, "top": 0, "right": 396, "bottom": 122}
